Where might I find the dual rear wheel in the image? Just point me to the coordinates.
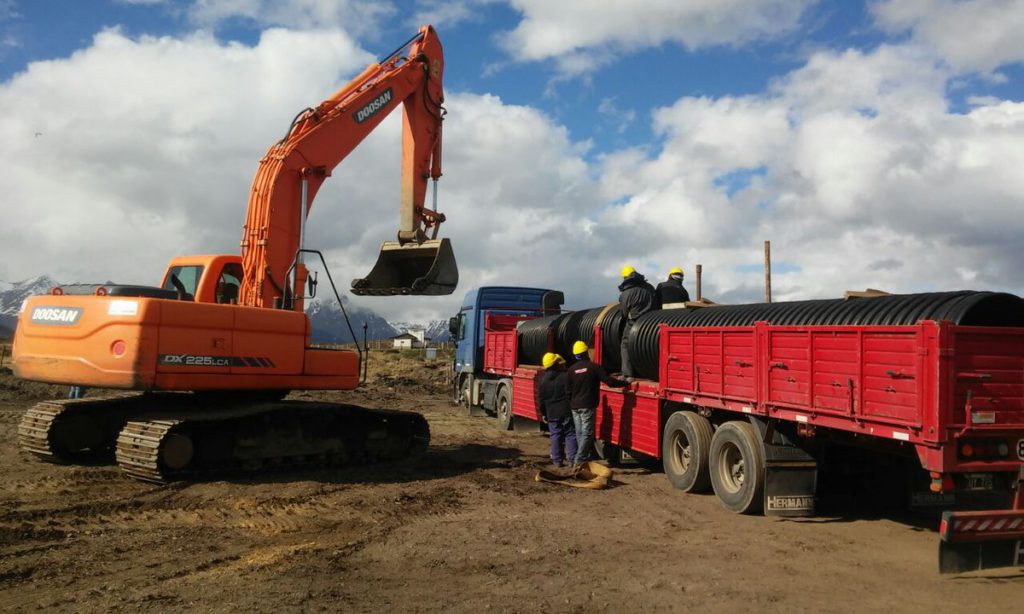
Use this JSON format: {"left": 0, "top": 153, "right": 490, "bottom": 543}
{"left": 662, "top": 411, "right": 765, "bottom": 515}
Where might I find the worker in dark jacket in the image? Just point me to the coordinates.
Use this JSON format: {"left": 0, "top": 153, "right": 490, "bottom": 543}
{"left": 566, "top": 341, "right": 628, "bottom": 467}
{"left": 618, "top": 266, "right": 657, "bottom": 379}
{"left": 536, "top": 352, "right": 576, "bottom": 467}
{"left": 656, "top": 267, "right": 690, "bottom": 306}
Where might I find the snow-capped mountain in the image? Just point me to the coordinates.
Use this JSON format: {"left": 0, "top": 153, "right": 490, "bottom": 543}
{"left": 306, "top": 297, "right": 397, "bottom": 344}
{"left": 387, "top": 319, "right": 452, "bottom": 342}
{"left": 0, "top": 275, "right": 58, "bottom": 336}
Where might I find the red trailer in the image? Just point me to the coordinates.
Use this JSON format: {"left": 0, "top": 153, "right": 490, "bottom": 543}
{"left": 475, "top": 311, "right": 1024, "bottom": 574}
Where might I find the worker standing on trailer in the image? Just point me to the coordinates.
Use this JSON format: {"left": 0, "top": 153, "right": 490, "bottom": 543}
{"left": 656, "top": 267, "right": 690, "bottom": 306}
{"left": 536, "top": 353, "right": 577, "bottom": 468}
{"left": 618, "top": 266, "right": 657, "bottom": 379}
{"left": 566, "top": 341, "right": 628, "bottom": 467}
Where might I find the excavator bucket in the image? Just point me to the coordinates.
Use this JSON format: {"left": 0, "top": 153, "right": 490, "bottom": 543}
{"left": 351, "top": 238, "right": 458, "bottom": 296}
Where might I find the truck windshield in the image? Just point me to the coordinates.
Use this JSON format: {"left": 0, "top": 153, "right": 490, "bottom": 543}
{"left": 163, "top": 265, "right": 204, "bottom": 297}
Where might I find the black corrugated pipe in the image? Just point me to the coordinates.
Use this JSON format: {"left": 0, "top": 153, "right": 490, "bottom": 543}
{"left": 516, "top": 314, "right": 560, "bottom": 365}
{"left": 625, "top": 291, "right": 1024, "bottom": 380}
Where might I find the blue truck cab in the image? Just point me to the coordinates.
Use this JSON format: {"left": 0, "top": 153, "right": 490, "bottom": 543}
{"left": 449, "top": 286, "right": 563, "bottom": 416}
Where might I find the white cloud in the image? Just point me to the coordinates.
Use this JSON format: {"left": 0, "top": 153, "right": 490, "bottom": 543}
{"left": 872, "top": 0, "right": 1024, "bottom": 73}
{"left": 2, "top": 19, "right": 1023, "bottom": 325}
{"left": 597, "top": 97, "right": 636, "bottom": 134}
{"left": 188, "top": 0, "right": 395, "bottom": 35}
{"left": 597, "top": 44, "right": 1024, "bottom": 303}
{"left": 0, "top": 26, "right": 603, "bottom": 322}
{"left": 0, "top": 27, "right": 373, "bottom": 295}
{"left": 498, "top": 0, "right": 817, "bottom": 76}
{"left": 409, "top": 0, "right": 497, "bottom": 29}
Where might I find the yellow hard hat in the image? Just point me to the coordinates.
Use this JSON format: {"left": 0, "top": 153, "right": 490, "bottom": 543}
{"left": 669, "top": 267, "right": 683, "bottom": 276}
{"left": 621, "top": 265, "right": 635, "bottom": 278}
{"left": 542, "top": 352, "right": 564, "bottom": 369}
{"left": 572, "top": 340, "right": 588, "bottom": 356}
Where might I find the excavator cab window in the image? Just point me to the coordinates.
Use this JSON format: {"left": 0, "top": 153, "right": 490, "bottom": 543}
{"left": 215, "top": 263, "right": 243, "bottom": 305}
{"left": 162, "top": 265, "right": 203, "bottom": 299}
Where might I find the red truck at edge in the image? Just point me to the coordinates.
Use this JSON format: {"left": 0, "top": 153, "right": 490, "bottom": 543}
{"left": 461, "top": 291, "right": 1024, "bottom": 574}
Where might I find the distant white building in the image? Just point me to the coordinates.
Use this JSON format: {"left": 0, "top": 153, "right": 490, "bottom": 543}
{"left": 392, "top": 329, "right": 426, "bottom": 349}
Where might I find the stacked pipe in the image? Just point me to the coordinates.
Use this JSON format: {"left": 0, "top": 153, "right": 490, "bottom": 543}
{"left": 625, "top": 291, "right": 1024, "bottom": 380}
{"left": 516, "top": 305, "right": 628, "bottom": 367}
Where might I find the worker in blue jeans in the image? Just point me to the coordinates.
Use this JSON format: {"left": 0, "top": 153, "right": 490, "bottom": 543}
{"left": 535, "top": 352, "right": 576, "bottom": 467}
{"left": 565, "top": 341, "right": 628, "bottom": 467}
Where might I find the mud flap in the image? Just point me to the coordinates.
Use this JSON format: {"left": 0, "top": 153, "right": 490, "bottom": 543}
{"left": 939, "top": 537, "right": 1024, "bottom": 574}
{"left": 351, "top": 238, "right": 458, "bottom": 296}
{"left": 750, "top": 417, "right": 818, "bottom": 517}
{"left": 764, "top": 463, "right": 818, "bottom": 517}
{"left": 938, "top": 509, "right": 1024, "bottom": 573}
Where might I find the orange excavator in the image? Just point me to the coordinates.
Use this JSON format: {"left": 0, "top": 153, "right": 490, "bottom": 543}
{"left": 11, "top": 26, "right": 456, "bottom": 482}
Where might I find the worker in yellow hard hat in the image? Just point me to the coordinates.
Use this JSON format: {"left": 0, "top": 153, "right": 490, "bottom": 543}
{"left": 618, "top": 265, "right": 657, "bottom": 380}
{"left": 537, "top": 352, "right": 575, "bottom": 467}
{"left": 566, "top": 341, "right": 628, "bottom": 467}
{"left": 656, "top": 266, "right": 690, "bottom": 307}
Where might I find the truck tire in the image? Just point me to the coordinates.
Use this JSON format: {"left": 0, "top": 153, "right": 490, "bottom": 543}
{"left": 496, "top": 386, "right": 513, "bottom": 431}
{"left": 709, "top": 421, "right": 765, "bottom": 514}
{"left": 458, "top": 377, "right": 473, "bottom": 416}
{"left": 662, "top": 411, "right": 713, "bottom": 492}
{"left": 594, "top": 440, "right": 621, "bottom": 466}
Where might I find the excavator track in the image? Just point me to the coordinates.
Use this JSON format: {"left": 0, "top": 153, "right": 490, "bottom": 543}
{"left": 20, "top": 395, "right": 430, "bottom": 484}
{"left": 114, "top": 402, "right": 430, "bottom": 484}
{"left": 17, "top": 394, "right": 155, "bottom": 463}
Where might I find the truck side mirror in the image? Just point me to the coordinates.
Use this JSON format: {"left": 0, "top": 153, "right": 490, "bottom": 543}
{"left": 448, "top": 316, "right": 459, "bottom": 336}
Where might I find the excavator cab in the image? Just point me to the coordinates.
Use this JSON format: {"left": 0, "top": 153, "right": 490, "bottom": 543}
{"left": 351, "top": 237, "right": 458, "bottom": 296}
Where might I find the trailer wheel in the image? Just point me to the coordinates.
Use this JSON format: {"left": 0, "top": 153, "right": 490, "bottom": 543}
{"left": 495, "top": 386, "right": 513, "bottom": 431}
{"left": 662, "top": 411, "right": 713, "bottom": 492}
{"left": 594, "top": 440, "right": 621, "bottom": 466}
{"left": 709, "top": 421, "right": 765, "bottom": 514}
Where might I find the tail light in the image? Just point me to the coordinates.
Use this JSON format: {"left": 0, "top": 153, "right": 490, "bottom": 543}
{"left": 958, "top": 438, "right": 1011, "bottom": 461}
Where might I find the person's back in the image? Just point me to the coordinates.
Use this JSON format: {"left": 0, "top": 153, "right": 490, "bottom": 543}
{"left": 537, "top": 353, "right": 576, "bottom": 467}
{"left": 657, "top": 277, "right": 689, "bottom": 306}
{"left": 537, "top": 369, "right": 571, "bottom": 421}
{"left": 656, "top": 267, "right": 689, "bottom": 306}
{"left": 565, "top": 342, "right": 627, "bottom": 466}
{"left": 618, "top": 270, "right": 656, "bottom": 319}
{"left": 566, "top": 356, "right": 627, "bottom": 410}
{"left": 617, "top": 266, "right": 656, "bottom": 377}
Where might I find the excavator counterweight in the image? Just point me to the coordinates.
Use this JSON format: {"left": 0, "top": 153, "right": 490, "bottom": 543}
{"left": 352, "top": 238, "right": 458, "bottom": 296}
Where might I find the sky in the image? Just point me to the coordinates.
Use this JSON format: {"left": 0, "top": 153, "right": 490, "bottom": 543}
{"left": 0, "top": 0, "right": 1023, "bottom": 324}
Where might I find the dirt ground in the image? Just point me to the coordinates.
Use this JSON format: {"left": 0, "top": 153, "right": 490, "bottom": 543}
{"left": 0, "top": 352, "right": 1022, "bottom": 613}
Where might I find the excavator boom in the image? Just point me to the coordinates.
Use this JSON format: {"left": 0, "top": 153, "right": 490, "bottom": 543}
{"left": 239, "top": 25, "right": 457, "bottom": 307}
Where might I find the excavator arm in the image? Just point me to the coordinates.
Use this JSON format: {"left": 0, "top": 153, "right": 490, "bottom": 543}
{"left": 239, "top": 25, "right": 457, "bottom": 309}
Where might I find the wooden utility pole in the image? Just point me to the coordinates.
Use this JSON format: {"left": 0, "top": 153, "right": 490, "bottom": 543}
{"left": 695, "top": 264, "right": 702, "bottom": 301}
{"left": 764, "top": 240, "right": 772, "bottom": 303}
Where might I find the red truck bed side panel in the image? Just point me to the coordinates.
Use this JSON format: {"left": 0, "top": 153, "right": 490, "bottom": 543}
{"left": 484, "top": 329, "right": 516, "bottom": 375}
{"left": 598, "top": 383, "right": 660, "bottom": 458}
{"left": 512, "top": 367, "right": 542, "bottom": 421}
